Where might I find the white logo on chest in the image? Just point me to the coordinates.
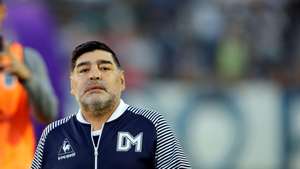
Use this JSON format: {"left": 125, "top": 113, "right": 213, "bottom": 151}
{"left": 58, "top": 138, "right": 76, "bottom": 160}
{"left": 116, "top": 132, "right": 143, "bottom": 152}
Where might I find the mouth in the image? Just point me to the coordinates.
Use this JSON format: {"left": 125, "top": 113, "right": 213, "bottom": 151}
{"left": 85, "top": 85, "right": 106, "bottom": 94}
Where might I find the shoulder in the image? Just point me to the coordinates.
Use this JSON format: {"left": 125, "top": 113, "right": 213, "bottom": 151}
{"left": 23, "top": 47, "right": 43, "bottom": 61}
{"left": 40, "top": 114, "right": 75, "bottom": 140}
{"left": 23, "top": 47, "right": 40, "bottom": 57}
{"left": 127, "top": 105, "right": 168, "bottom": 130}
{"left": 127, "top": 105, "right": 178, "bottom": 143}
{"left": 21, "top": 46, "right": 48, "bottom": 69}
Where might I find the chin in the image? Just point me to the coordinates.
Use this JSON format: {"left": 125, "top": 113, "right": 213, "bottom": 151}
{"left": 86, "top": 96, "right": 103, "bottom": 104}
{"left": 80, "top": 92, "right": 115, "bottom": 109}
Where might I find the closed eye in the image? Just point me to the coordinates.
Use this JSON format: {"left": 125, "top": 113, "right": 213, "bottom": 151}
{"left": 79, "top": 68, "right": 89, "bottom": 73}
{"left": 99, "top": 66, "right": 111, "bottom": 71}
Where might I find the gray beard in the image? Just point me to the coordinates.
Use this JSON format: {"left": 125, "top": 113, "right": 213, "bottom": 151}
{"left": 81, "top": 97, "right": 114, "bottom": 117}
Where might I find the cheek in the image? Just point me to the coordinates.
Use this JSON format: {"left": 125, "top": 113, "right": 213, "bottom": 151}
{"left": 113, "top": 78, "right": 124, "bottom": 92}
{"left": 70, "top": 81, "right": 76, "bottom": 95}
{"left": 77, "top": 83, "right": 86, "bottom": 96}
{"left": 71, "top": 80, "right": 83, "bottom": 96}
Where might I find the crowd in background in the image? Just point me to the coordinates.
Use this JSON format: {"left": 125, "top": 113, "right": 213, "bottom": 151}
{"left": 45, "top": 0, "right": 300, "bottom": 89}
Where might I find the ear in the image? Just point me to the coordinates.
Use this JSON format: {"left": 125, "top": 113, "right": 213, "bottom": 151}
{"left": 120, "top": 70, "right": 125, "bottom": 91}
{"left": 70, "top": 74, "right": 75, "bottom": 95}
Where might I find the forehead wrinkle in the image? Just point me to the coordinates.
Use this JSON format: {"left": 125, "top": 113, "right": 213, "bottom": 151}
{"left": 97, "top": 59, "right": 113, "bottom": 65}
{"left": 76, "top": 61, "right": 91, "bottom": 68}
{"left": 75, "top": 59, "right": 114, "bottom": 70}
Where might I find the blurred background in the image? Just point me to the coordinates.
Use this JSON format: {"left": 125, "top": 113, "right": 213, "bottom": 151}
{"left": 5, "top": 0, "right": 300, "bottom": 168}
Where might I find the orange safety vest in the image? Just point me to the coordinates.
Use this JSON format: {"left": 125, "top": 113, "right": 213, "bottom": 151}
{"left": 0, "top": 42, "right": 35, "bottom": 169}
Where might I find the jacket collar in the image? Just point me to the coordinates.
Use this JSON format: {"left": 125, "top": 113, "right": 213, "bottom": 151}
{"left": 76, "top": 99, "right": 129, "bottom": 124}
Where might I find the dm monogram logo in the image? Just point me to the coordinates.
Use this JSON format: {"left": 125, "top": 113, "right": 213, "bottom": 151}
{"left": 116, "top": 132, "right": 143, "bottom": 152}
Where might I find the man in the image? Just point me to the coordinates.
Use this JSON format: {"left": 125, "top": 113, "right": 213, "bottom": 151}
{"left": 0, "top": 1, "right": 58, "bottom": 168}
{"left": 31, "top": 41, "right": 191, "bottom": 169}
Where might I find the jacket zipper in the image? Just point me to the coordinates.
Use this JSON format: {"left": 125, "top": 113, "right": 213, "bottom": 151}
{"left": 94, "top": 147, "right": 98, "bottom": 169}
{"left": 91, "top": 124, "right": 103, "bottom": 169}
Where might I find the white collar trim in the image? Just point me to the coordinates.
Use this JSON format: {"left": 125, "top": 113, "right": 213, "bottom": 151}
{"left": 76, "top": 99, "right": 129, "bottom": 124}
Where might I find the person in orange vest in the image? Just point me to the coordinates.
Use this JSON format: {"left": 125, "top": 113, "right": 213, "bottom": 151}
{"left": 0, "top": 1, "right": 58, "bottom": 168}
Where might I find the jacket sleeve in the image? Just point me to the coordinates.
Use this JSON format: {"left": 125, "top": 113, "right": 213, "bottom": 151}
{"left": 31, "top": 128, "right": 48, "bottom": 169}
{"left": 22, "top": 47, "right": 58, "bottom": 122}
{"left": 154, "top": 114, "right": 192, "bottom": 169}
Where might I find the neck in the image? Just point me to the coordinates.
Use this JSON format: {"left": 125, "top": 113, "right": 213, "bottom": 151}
{"left": 81, "top": 100, "right": 120, "bottom": 131}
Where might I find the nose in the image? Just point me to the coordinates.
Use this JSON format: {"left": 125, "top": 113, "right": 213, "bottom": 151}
{"left": 89, "top": 75, "right": 100, "bottom": 80}
{"left": 89, "top": 67, "right": 101, "bottom": 80}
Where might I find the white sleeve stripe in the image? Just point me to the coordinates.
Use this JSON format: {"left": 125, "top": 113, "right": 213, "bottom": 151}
{"left": 30, "top": 114, "right": 75, "bottom": 169}
{"left": 128, "top": 106, "right": 191, "bottom": 168}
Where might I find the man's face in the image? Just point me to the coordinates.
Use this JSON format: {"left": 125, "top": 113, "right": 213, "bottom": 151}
{"left": 70, "top": 50, "right": 125, "bottom": 112}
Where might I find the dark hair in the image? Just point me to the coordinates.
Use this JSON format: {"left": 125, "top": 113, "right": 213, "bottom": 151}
{"left": 71, "top": 41, "right": 121, "bottom": 71}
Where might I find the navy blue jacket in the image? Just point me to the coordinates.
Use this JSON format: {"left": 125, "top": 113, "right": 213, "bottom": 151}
{"left": 31, "top": 102, "right": 191, "bottom": 169}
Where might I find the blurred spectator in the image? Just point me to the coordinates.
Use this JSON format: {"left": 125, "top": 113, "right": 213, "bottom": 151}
{"left": 188, "top": 0, "right": 224, "bottom": 75}
{"left": 216, "top": 20, "right": 250, "bottom": 82}
{"left": 246, "top": 0, "right": 285, "bottom": 77}
{"left": 0, "top": 1, "right": 58, "bottom": 168}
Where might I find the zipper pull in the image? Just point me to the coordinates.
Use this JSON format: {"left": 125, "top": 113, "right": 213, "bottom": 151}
{"left": 94, "top": 148, "right": 98, "bottom": 157}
